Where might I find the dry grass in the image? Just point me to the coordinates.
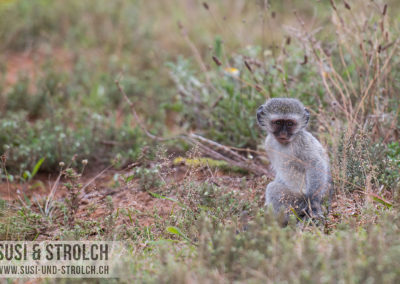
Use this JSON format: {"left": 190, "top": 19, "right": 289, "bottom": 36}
{"left": 0, "top": 0, "right": 399, "bottom": 282}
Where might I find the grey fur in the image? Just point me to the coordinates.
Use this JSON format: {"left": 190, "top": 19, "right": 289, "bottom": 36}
{"left": 257, "top": 98, "right": 331, "bottom": 223}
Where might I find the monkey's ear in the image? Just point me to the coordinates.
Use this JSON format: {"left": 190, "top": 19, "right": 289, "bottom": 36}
{"left": 304, "top": 108, "right": 310, "bottom": 125}
{"left": 256, "top": 105, "right": 267, "bottom": 129}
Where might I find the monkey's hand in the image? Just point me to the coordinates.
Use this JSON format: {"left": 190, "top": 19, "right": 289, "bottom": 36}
{"left": 306, "top": 200, "right": 323, "bottom": 219}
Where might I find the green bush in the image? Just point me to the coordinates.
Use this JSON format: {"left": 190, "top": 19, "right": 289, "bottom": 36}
{"left": 167, "top": 43, "right": 329, "bottom": 149}
{"left": 0, "top": 111, "right": 146, "bottom": 174}
{"left": 380, "top": 142, "right": 400, "bottom": 196}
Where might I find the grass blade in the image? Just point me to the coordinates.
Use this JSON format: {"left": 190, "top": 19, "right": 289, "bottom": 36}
{"left": 30, "top": 157, "right": 45, "bottom": 180}
{"left": 166, "top": 226, "right": 191, "bottom": 243}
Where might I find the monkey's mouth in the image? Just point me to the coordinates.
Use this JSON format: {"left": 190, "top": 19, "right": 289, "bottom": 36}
{"left": 277, "top": 137, "right": 291, "bottom": 144}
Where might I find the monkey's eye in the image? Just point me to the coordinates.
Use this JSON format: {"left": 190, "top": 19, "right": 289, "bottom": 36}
{"left": 287, "top": 121, "right": 294, "bottom": 126}
{"left": 275, "top": 121, "right": 281, "bottom": 125}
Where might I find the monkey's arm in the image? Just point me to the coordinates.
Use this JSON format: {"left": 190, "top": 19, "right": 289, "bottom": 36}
{"left": 304, "top": 159, "right": 328, "bottom": 213}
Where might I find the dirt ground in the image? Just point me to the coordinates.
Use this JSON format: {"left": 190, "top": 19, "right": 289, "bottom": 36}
{"left": 0, "top": 158, "right": 373, "bottom": 242}
{"left": 3, "top": 47, "right": 73, "bottom": 94}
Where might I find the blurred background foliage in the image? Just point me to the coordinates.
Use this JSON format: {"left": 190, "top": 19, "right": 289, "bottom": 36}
{"left": 0, "top": 0, "right": 399, "bottom": 186}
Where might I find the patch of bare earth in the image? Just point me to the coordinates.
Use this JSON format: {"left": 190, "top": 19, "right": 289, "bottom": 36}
{"left": 0, "top": 160, "right": 378, "bottom": 239}
{"left": 2, "top": 47, "right": 73, "bottom": 93}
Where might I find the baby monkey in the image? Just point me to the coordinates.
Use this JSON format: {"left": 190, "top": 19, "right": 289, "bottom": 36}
{"left": 257, "top": 98, "right": 331, "bottom": 222}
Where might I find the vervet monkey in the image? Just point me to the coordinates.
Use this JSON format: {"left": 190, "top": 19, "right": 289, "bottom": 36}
{"left": 256, "top": 98, "right": 331, "bottom": 222}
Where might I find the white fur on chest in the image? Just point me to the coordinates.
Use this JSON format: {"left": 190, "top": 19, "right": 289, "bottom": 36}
{"left": 265, "top": 135, "right": 306, "bottom": 193}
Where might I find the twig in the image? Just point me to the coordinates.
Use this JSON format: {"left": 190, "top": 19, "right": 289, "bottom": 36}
{"left": 44, "top": 170, "right": 62, "bottom": 216}
{"left": 177, "top": 22, "right": 211, "bottom": 86}
{"left": 187, "top": 134, "right": 272, "bottom": 177}
{"left": 80, "top": 165, "right": 113, "bottom": 193}
{"left": 115, "top": 78, "right": 272, "bottom": 176}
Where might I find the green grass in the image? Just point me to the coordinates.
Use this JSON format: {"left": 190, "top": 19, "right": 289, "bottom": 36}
{"left": 0, "top": 0, "right": 399, "bottom": 283}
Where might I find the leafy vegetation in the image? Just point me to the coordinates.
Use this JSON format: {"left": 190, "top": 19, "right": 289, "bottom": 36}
{"left": 0, "top": 0, "right": 399, "bottom": 282}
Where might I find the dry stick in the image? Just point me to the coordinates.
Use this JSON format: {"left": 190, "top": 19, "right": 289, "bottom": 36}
{"left": 371, "top": 41, "right": 381, "bottom": 116}
{"left": 353, "top": 40, "right": 399, "bottom": 120}
{"left": 294, "top": 12, "right": 364, "bottom": 128}
{"left": 347, "top": 5, "right": 363, "bottom": 35}
{"left": 330, "top": 69, "right": 353, "bottom": 115}
{"left": 292, "top": 13, "right": 338, "bottom": 107}
{"left": 371, "top": 31, "right": 382, "bottom": 115}
{"left": 187, "top": 138, "right": 238, "bottom": 166}
{"left": 276, "top": 41, "right": 290, "bottom": 96}
{"left": 203, "top": 2, "right": 241, "bottom": 45}
{"left": 328, "top": 60, "right": 357, "bottom": 118}
{"left": 317, "top": 62, "right": 346, "bottom": 114}
{"left": 80, "top": 165, "right": 113, "bottom": 193}
{"left": 244, "top": 59, "right": 262, "bottom": 87}
{"left": 115, "top": 79, "right": 271, "bottom": 176}
{"left": 362, "top": 8, "right": 389, "bottom": 109}
{"left": 177, "top": 23, "right": 230, "bottom": 100}
{"left": 202, "top": 2, "right": 235, "bottom": 64}
{"left": 224, "top": 145, "right": 268, "bottom": 157}
{"left": 187, "top": 134, "right": 272, "bottom": 177}
{"left": 178, "top": 22, "right": 211, "bottom": 86}
{"left": 293, "top": 42, "right": 337, "bottom": 110}
{"left": 324, "top": 60, "right": 352, "bottom": 121}
{"left": 308, "top": 32, "right": 353, "bottom": 119}
{"left": 336, "top": 18, "right": 365, "bottom": 96}
{"left": 344, "top": 37, "right": 364, "bottom": 95}
{"left": 44, "top": 155, "right": 79, "bottom": 216}
{"left": 337, "top": 44, "right": 358, "bottom": 103}
{"left": 190, "top": 133, "right": 248, "bottom": 163}
{"left": 260, "top": 2, "right": 267, "bottom": 61}
{"left": 361, "top": 36, "right": 375, "bottom": 96}
{"left": 44, "top": 171, "right": 62, "bottom": 216}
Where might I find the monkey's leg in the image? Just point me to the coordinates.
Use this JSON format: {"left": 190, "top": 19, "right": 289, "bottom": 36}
{"left": 265, "top": 181, "right": 307, "bottom": 223}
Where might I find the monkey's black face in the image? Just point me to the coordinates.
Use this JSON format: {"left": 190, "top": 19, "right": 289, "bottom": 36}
{"left": 270, "top": 119, "right": 297, "bottom": 144}
{"left": 256, "top": 103, "right": 303, "bottom": 145}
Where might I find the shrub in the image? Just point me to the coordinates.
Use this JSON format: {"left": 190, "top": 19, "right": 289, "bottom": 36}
{"left": 0, "top": 111, "right": 147, "bottom": 174}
